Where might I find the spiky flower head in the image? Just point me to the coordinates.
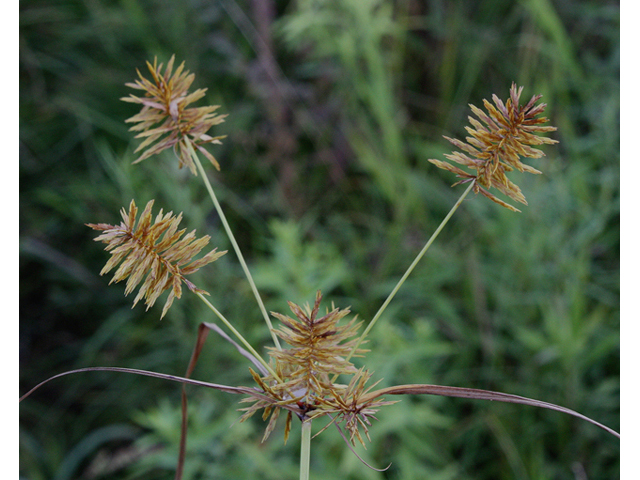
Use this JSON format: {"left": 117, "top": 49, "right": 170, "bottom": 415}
{"left": 266, "top": 291, "right": 366, "bottom": 401}
{"left": 311, "top": 368, "right": 397, "bottom": 447}
{"left": 87, "top": 199, "right": 226, "bottom": 318}
{"left": 429, "top": 83, "right": 558, "bottom": 212}
{"left": 122, "top": 55, "right": 227, "bottom": 175}
{"left": 238, "top": 291, "right": 376, "bottom": 444}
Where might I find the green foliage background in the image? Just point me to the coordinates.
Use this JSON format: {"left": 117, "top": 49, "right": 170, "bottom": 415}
{"left": 20, "top": 0, "right": 619, "bottom": 479}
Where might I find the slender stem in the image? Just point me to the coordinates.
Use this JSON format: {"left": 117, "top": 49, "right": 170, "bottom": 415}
{"left": 186, "top": 142, "right": 282, "bottom": 350}
{"left": 344, "top": 181, "right": 475, "bottom": 364}
{"left": 300, "top": 420, "right": 312, "bottom": 480}
{"left": 196, "top": 292, "right": 281, "bottom": 382}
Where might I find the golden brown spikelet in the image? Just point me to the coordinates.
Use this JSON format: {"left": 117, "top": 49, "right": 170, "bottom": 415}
{"left": 310, "top": 368, "right": 398, "bottom": 447}
{"left": 237, "top": 367, "right": 294, "bottom": 443}
{"left": 238, "top": 291, "right": 369, "bottom": 443}
{"left": 87, "top": 199, "right": 226, "bottom": 318}
{"left": 429, "top": 83, "right": 558, "bottom": 212}
{"left": 121, "top": 55, "right": 227, "bottom": 175}
{"left": 266, "top": 291, "right": 366, "bottom": 401}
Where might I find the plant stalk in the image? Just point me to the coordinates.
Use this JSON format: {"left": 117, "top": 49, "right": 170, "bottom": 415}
{"left": 344, "top": 181, "right": 475, "bottom": 363}
{"left": 196, "top": 292, "right": 281, "bottom": 382}
{"left": 186, "top": 142, "right": 282, "bottom": 350}
{"left": 300, "top": 420, "right": 312, "bottom": 480}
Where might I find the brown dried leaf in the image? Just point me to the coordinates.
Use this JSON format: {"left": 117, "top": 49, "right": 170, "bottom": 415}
{"left": 360, "top": 383, "right": 619, "bottom": 438}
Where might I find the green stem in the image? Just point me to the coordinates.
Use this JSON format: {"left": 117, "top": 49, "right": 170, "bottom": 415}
{"left": 186, "top": 142, "right": 282, "bottom": 350}
{"left": 344, "top": 181, "right": 475, "bottom": 363}
{"left": 195, "top": 292, "right": 281, "bottom": 382}
{"left": 300, "top": 420, "right": 312, "bottom": 480}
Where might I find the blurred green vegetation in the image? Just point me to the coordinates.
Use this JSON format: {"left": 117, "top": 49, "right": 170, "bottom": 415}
{"left": 20, "top": 0, "right": 619, "bottom": 479}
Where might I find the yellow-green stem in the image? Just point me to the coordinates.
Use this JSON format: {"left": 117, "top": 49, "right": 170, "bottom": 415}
{"left": 196, "top": 292, "right": 281, "bottom": 382}
{"left": 300, "top": 420, "right": 312, "bottom": 480}
{"left": 186, "top": 142, "right": 282, "bottom": 350}
{"left": 344, "top": 181, "right": 475, "bottom": 364}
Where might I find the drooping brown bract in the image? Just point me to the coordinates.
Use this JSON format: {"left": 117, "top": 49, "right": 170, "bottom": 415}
{"left": 87, "top": 199, "right": 226, "bottom": 318}
{"left": 122, "top": 55, "right": 227, "bottom": 175}
{"left": 429, "top": 83, "right": 558, "bottom": 212}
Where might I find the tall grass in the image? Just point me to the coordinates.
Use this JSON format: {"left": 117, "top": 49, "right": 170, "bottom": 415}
{"left": 20, "top": 0, "right": 618, "bottom": 478}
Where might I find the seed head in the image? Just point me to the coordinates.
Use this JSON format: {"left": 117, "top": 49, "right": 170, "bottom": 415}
{"left": 122, "top": 55, "right": 227, "bottom": 175}
{"left": 429, "top": 83, "right": 558, "bottom": 212}
{"left": 311, "top": 368, "right": 397, "bottom": 447}
{"left": 87, "top": 199, "right": 226, "bottom": 318}
{"left": 266, "top": 291, "right": 366, "bottom": 402}
{"left": 238, "top": 292, "right": 375, "bottom": 444}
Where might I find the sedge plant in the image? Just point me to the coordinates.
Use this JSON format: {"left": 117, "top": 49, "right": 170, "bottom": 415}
{"left": 20, "top": 56, "right": 620, "bottom": 479}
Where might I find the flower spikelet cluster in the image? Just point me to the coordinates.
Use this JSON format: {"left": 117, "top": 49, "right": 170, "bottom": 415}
{"left": 266, "top": 291, "right": 365, "bottom": 401}
{"left": 122, "top": 55, "right": 227, "bottom": 175}
{"left": 239, "top": 291, "right": 376, "bottom": 444}
{"left": 429, "top": 83, "right": 558, "bottom": 212}
{"left": 239, "top": 368, "right": 294, "bottom": 444}
{"left": 87, "top": 199, "right": 226, "bottom": 318}
{"left": 312, "top": 369, "right": 398, "bottom": 447}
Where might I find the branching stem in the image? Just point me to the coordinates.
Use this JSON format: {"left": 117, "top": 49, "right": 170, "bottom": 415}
{"left": 196, "top": 292, "right": 281, "bottom": 382}
{"left": 344, "top": 181, "right": 475, "bottom": 364}
{"left": 185, "top": 141, "right": 282, "bottom": 350}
